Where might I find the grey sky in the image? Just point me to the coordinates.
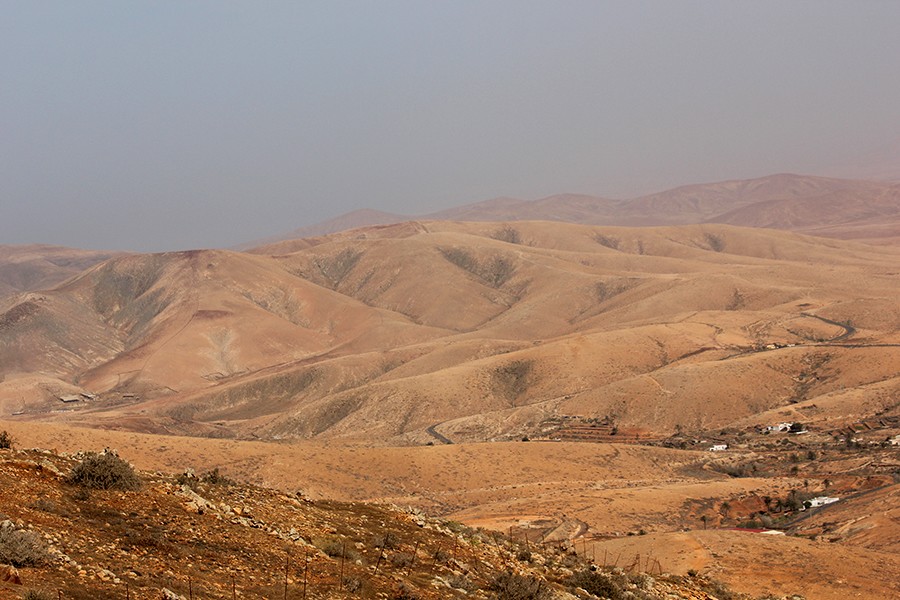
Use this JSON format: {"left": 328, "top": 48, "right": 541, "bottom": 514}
{"left": 2, "top": 1, "right": 900, "bottom": 252}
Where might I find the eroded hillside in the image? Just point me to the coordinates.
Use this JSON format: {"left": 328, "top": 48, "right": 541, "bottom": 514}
{"left": 1, "top": 222, "right": 898, "bottom": 444}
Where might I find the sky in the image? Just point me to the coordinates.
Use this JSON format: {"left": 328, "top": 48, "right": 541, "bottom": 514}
{"left": 2, "top": 1, "right": 900, "bottom": 252}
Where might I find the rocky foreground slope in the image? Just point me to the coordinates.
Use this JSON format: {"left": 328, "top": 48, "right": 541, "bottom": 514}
{"left": 0, "top": 446, "right": 798, "bottom": 600}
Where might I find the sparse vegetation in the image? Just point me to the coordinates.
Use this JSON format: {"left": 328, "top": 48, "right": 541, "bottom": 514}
{"left": 492, "top": 359, "right": 534, "bottom": 402}
{"left": 439, "top": 247, "right": 516, "bottom": 288}
{"left": 371, "top": 531, "right": 399, "bottom": 550}
{"left": 0, "top": 525, "right": 50, "bottom": 567}
{"left": 491, "top": 225, "right": 522, "bottom": 244}
{"left": 704, "top": 232, "right": 725, "bottom": 252}
{"left": 0, "top": 430, "right": 12, "bottom": 449}
{"left": 67, "top": 451, "right": 142, "bottom": 491}
{"left": 491, "top": 572, "right": 551, "bottom": 600}
{"left": 390, "top": 551, "right": 414, "bottom": 568}
{"left": 313, "top": 248, "right": 363, "bottom": 288}
{"left": 392, "top": 581, "right": 421, "bottom": 600}
{"left": 569, "top": 569, "right": 626, "bottom": 600}
{"left": 200, "top": 467, "right": 233, "bottom": 486}
{"left": 593, "top": 233, "right": 620, "bottom": 250}
{"left": 313, "top": 535, "right": 360, "bottom": 561}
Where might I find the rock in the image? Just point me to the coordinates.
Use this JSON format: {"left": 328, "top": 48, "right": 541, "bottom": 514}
{"left": 161, "top": 588, "right": 187, "bottom": 600}
{"left": 0, "top": 564, "right": 22, "bottom": 585}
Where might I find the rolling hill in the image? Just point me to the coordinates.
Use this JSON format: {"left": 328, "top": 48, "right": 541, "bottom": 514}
{"left": 2, "top": 221, "right": 897, "bottom": 445}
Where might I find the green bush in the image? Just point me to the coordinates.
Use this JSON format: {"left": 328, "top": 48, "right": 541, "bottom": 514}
{"left": 67, "top": 451, "right": 141, "bottom": 490}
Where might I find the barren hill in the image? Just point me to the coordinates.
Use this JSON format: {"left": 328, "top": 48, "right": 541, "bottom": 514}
{"left": 2, "top": 221, "right": 897, "bottom": 446}
{"left": 0, "top": 244, "right": 121, "bottom": 302}
{"left": 248, "top": 173, "right": 900, "bottom": 247}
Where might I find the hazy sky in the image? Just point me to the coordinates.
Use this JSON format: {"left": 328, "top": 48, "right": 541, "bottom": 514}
{"left": 3, "top": 1, "right": 900, "bottom": 252}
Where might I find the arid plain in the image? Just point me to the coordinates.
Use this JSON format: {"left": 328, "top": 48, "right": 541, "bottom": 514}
{"left": 2, "top": 173, "right": 899, "bottom": 598}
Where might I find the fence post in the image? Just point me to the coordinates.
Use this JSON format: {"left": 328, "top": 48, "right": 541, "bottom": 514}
{"left": 284, "top": 551, "right": 290, "bottom": 600}
{"left": 406, "top": 541, "right": 420, "bottom": 576}
{"left": 303, "top": 549, "right": 309, "bottom": 600}
{"left": 339, "top": 540, "right": 346, "bottom": 591}
{"left": 373, "top": 544, "right": 385, "bottom": 577}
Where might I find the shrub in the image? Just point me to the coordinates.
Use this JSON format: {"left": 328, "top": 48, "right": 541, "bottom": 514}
{"left": 23, "top": 591, "right": 54, "bottom": 600}
{"left": 390, "top": 551, "right": 415, "bottom": 568}
{"left": 371, "top": 532, "right": 399, "bottom": 550}
{"left": 569, "top": 569, "right": 625, "bottom": 600}
{"left": 491, "top": 572, "right": 551, "bottom": 600}
{"left": 342, "top": 577, "right": 363, "bottom": 593}
{"left": 67, "top": 451, "right": 141, "bottom": 490}
{"left": 491, "top": 226, "right": 521, "bottom": 245}
{"left": 0, "top": 430, "right": 12, "bottom": 449}
{"left": 0, "top": 526, "right": 50, "bottom": 567}
{"left": 447, "top": 574, "right": 477, "bottom": 592}
{"left": 593, "top": 233, "right": 620, "bottom": 250}
{"left": 392, "top": 582, "right": 420, "bottom": 600}
{"left": 432, "top": 548, "right": 450, "bottom": 563}
{"left": 698, "top": 577, "right": 736, "bottom": 600}
{"left": 313, "top": 536, "right": 360, "bottom": 561}
{"left": 200, "top": 467, "right": 233, "bottom": 486}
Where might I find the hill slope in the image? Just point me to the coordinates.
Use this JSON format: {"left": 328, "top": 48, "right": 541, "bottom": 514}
{"left": 2, "top": 221, "right": 897, "bottom": 445}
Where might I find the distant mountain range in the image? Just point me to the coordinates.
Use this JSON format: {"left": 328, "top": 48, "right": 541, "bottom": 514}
{"left": 245, "top": 173, "right": 900, "bottom": 250}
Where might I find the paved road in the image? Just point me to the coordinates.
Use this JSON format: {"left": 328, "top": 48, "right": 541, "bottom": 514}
{"left": 426, "top": 422, "right": 453, "bottom": 444}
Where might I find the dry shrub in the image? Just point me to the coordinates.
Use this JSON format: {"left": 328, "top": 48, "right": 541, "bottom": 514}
{"left": 67, "top": 451, "right": 141, "bottom": 490}
{"left": 569, "top": 569, "right": 626, "bottom": 600}
{"left": 313, "top": 536, "right": 360, "bottom": 561}
{"left": 0, "top": 526, "right": 50, "bottom": 567}
{"left": 491, "top": 572, "right": 551, "bottom": 600}
{"left": 390, "top": 551, "right": 414, "bottom": 568}
{"left": 371, "top": 532, "right": 399, "bottom": 550}
{"left": 491, "top": 226, "right": 521, "bottom": 244}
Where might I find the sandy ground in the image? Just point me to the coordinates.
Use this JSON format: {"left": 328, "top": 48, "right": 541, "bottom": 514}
{"left": 6, "top": 420, "right": 897, "bottom": 598}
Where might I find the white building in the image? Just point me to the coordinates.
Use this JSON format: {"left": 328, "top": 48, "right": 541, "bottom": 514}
{"left": 807, "top": 496, "right": 839, "bottom": 508}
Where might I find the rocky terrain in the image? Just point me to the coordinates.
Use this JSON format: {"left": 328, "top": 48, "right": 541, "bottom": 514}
{"left": 0, "top": 444, "right": 799, "bottom": 600}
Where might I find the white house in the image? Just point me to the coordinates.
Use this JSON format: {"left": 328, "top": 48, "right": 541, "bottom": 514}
{"left": 764, "top": 422, "right": 793, "bottom": 433}
{"left": 708, "top": 444, "right": 728, "bottom": 452}
{"left": 807, "top": 496, "right": 839, "bottom": 508}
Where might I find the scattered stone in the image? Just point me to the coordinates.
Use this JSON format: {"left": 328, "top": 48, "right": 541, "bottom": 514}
{"left": 0, "top": 564, "right": 22, "bottom": 585}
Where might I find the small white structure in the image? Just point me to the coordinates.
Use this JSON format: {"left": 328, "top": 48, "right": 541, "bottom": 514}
{"left": 890, "top": 434, "right": 900, "bottom": 447}
{"left": 764, "top": 422, "right": 793, "bottom": 433}
{"left": 708, "top": 444, "right": 728, "bottom": 452}
{"left": 58, "top": 395, "right": 80, "bottom": 403}
{"left": 807, "top": 496, "right": 839, "bottom": 508}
